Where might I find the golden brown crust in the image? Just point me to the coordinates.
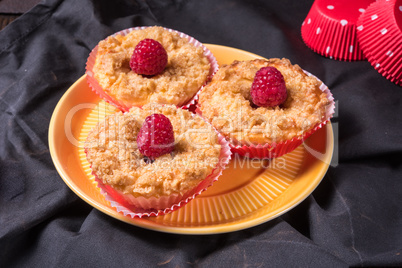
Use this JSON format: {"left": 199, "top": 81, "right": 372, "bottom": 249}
{"left": 93, "top": 26, "right": 210, "bottom": 107}
{"left": 198, "top": 58, "right": 330, "bottom": 144}
{"left": 85, "top": 103, "right": 221, "bottom": 198}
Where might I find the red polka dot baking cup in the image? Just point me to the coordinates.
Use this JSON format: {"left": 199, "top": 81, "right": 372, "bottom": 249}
{"left": 86, "top": 130, "right": 231, "bottom": 218}
{"left": 301, "top": 0, "right": 375, "bottom": 61}
{"left": 86, "top": 26, "right": 218, "bottom": 112}
{"left": 230, "top": 71, "right": 335, "bottom": 159}
{"left": 357, "top": 0, "right": 402, "bottom": 86}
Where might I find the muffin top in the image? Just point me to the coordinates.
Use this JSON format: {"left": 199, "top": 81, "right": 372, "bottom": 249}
{"left": 198, "top": 58, "right": 331, "bottom": 144}
{"left": 85, "top": 103, "right": 221, "bottom": 198}
{"left": 93, "top": 26, "right": 211, "bottom": 108}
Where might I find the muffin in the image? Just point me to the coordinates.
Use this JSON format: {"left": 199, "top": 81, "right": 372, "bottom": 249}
{"left": 84, "top": 103, "right": 230, "bottom": 217}
{"left": 86, "top": 26, "right": 218, "bottom": 111}
{"left": 198, "top": 58, "right": 334, "bottom": 158}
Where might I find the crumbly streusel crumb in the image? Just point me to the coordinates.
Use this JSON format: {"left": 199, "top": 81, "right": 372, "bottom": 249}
{"left": 198, "top": 58, "right": 330, "bottom": 144}
{"left": 93, "top": 26, "right": 210, "bottom": 107}
{"left": 85, "top": 103, "right": 221, "bottom": 198}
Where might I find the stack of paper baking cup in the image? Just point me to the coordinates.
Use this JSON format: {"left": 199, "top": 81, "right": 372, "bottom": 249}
{"left": 301, "top": 0, "right": 375, "bottom": 61}
{"left": 302, "top": 0, "right": 402, "bottom": 86}
{"left": 356, "top": 0, "right": 402, "bottom": 86}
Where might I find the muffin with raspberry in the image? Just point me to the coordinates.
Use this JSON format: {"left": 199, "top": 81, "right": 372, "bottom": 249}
{"left": 86, "top": 26, "right": 218, "bottom": 111}
{"left": 84, "top": 103, "right": 230, "bottom": 217}
{"left": 197, "top": 58, "right": 334, "bottom": 158}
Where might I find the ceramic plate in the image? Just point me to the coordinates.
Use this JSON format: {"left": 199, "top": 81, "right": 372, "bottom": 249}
{"left": 49, "top": 44, "right": 334, "bottom": 234}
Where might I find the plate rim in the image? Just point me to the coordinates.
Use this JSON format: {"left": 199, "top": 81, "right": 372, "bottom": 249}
{"left": 49, "top": 44, "right": 334, "bottom": 235}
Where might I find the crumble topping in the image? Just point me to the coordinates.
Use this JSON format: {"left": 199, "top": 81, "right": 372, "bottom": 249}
{"left": 198, "top": 58, "right": 331, "bottom": 144}
{"left": 93, "top": 26, "right": 210, "bottom": 107}
{"left": 85, "top": 103, "right": 221, "bottom": 198}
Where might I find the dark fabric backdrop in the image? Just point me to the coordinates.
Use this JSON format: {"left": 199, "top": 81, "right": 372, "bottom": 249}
{"left": 1, "top": 0, "right": 401, "bottom": 267}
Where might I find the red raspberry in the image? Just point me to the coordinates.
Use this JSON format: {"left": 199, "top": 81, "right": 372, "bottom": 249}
{"left": 137, "top": 114, "right": 175, "bottom": 159}
{"left": 250, "top": 66, "right": 287, "bottom": 107}
{"left": 130, "top": 39, "right": 168, "bottom": 76}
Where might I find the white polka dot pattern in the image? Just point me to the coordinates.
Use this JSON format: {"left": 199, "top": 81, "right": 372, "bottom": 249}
{"left": 301, "top": 0, "right": 374, "bottom": 61}
{"left": 356, "top": 0, "right": 402, "bottom": 86}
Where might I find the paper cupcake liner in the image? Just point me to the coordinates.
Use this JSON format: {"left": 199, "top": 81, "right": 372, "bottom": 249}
{"left": 229, "top": 119, "right": 329, "bottom": 159}
{"left": 357, "top": 0, "right": 402, "bottom": 86}
{"left": 301, "top": 0, "right": 375, "bottom": 61}
{"left": 86, "top": 26, "right": 219, "bottom": 112}
{"left": 197, "top": 71, "right": 335, "bottom": 159}
{"left": 85, "top": 126, "right": 231, "bottom": 218}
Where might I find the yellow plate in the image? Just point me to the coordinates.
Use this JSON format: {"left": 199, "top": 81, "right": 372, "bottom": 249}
{"left": 49, "top": 44, "right": 334, "bottom": 234}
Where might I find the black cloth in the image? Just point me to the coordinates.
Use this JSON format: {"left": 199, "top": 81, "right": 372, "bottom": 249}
{"left": 1, "top": 0, "right": 401, "bottom": 267}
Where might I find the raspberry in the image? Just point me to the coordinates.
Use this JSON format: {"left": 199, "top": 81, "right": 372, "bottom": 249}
{"left": 250, "top": 66, "right": 287, "bottom": 107}
{"left": 130, "top": 39, "right": 168, "bottom": 76}
{"left": 137, "top": 114, "right": 175, "bottom": 159}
